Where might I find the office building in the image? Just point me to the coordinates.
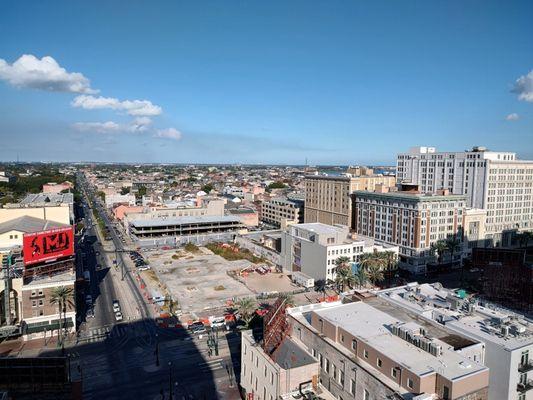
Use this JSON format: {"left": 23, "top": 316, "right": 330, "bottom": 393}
{"left": 261, "top": 198, "right": 304, "bottom": 228}
{"left": 0, "top": 193, "right": 73, "bottom": 225}
{"left": 352, "top": 188, "right": 467, "bottom": 274}
{"left": 304, "top": 173, "right": 396, "bottom": 228}
{"left": 281, "top": 223, "right": 398, "bottom": 281}
{"left": 396, "top": 146, "right": 533, "bottom": 246}
{"left": 378, "top": 282, "right": 533, "bottom": 400}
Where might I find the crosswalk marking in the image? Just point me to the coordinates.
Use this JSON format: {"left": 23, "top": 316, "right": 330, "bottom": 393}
{"left": 82, "top": 324, "right": 129, "bottom": 343}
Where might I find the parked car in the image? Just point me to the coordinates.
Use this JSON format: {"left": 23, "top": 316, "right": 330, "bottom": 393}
{"left": 115, "top": 311, "right": 123, "bottom": 321}
{"left": 86, "top": 308, "right": 95, "bottom": 318}
{"left": 112, "top": 300, "right": 121, "bottom": 313}
{"left": 85, "top": 294, "right": 93, "bottom": 305}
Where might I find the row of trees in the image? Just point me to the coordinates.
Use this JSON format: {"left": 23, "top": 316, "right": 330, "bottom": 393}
{"left": 330, "top": 250, "right": 399, "bottom": 293}
{"left": 430, "top": 236, "right": 462, "bottom": 265}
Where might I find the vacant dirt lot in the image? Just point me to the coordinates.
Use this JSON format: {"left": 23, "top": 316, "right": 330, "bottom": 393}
{"left": 145, "top": 248, "right": 255, "bottom": 314}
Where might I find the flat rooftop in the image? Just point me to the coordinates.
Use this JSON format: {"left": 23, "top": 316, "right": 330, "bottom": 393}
{"left": 379, "top": 283, "right": 533, "bottom": 351}
{"left": 294, "top": 222, "right": 347, "bottom": 236}
{"left": 18, "top": 193, "right": 74, "bottom": 205}
{"left": 0, "top": 216, "right": 70, "bottom": 235}
{"left": 130, "top": 215, "right": 241, "bottom": 228}
{"left": 312, "top": 302, "right": 487, "bottom": 381}
{"left": 353, "top": 190, "right": 466, "bottom": 203}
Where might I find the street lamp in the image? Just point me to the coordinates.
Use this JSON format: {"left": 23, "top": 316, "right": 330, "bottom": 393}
{"left": 168, "top": 361, "right": 173, "bottom": 400}
{"left": 155, "top": 333, "right": 160, "bottom": 366}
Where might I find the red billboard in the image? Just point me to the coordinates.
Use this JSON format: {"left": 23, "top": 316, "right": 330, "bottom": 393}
{"left": 23, "top": 226, "right": 74, "bottom": 266}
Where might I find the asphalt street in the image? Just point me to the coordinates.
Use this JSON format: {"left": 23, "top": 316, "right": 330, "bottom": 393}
{"left": 52, "top": 173, "right": 241, "bottom": 400}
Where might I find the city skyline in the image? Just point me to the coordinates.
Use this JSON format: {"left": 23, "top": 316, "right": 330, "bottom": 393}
{"left": 1, "top": 1, "right": 532, "bottom": 164}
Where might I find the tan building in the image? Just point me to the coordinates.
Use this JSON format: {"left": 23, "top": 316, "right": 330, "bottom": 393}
{"left": 261, "top": 198, "right": 304, "bottom": 228}
{"left": 352, "top": 189, "right": 467, "bottom": 274}
{"left": 304, "top": 174, "right": 396, "bottom": 228}
{"left": 288, "top": 301, "right": 489, "bottom": 400}
{"left": 0, "top": 203, "right": 71, "bottom": 226}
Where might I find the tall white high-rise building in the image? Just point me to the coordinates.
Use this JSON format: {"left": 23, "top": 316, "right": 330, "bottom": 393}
{"left": 396, "top": 146, "right": 533, "bottom": 246}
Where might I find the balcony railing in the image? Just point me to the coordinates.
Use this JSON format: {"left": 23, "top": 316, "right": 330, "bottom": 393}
{"left": 517, "top": 379, "right": 533, "bottom": 393}
{"left": 519, "top": 361, "right": 533, "bottom": 373}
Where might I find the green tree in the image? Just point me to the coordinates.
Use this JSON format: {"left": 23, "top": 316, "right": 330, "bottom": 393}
{"left": 120, "top": 186, "right": 130, "bottom": 195}
{"left": 446, "top": 236, "right": 462, "bottom": 263}
{"left": 382, "top": 251, "right": 398, "bottom": 287}
{"left": 137, "top": 186, "right": 147, "bottom": 197}
{"left": 366, "top": 265, "right": 384, "bottom": 286}
{"left": 354, "top": 268, "right": 368, "bottom": 289}
{"left": 267, "top": 181, "right": 286, "bottom": 190}
{"left": 430, "top": 240, "right": 448, "bottom": 264}
{"left": 96, "top": 191, "right": 105, "bottom": 201}
{"left": 49, "top": 286, "right": 74, "bottom": 345}
{"left": 236, "top": 297, "right": 257, "bottom": 326}
{"left": 201, "top": 183, "right": 214, "bottom": 194}
{"left": 334, "top": 268, "right": 356, "bottom": 292}
{"left": 334, "top": 256, "right": 351, "bottom": 271}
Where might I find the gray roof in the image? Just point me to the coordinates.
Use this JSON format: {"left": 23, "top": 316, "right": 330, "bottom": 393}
{"left": 19, "top": 193, "right": 74, "bottom": 205}
{"left": 130, "top": 215, "right": 241, "bottom": 228}
{"left": 353, "top": 190, "right": 467, "bottom": 203}
{"left": 0, "top": 216, "right": 70, "bottom": 235}
{"left": 271, "top": 337, "right": 317, "bottom": 369}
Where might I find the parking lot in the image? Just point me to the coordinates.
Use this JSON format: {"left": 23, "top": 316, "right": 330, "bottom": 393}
{"left": 145, "top": 248, "right": 255, "bottom": 315}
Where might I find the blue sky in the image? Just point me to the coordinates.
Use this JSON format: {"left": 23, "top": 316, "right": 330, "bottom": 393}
{"left": 0, "top": 1, "right": 532, "bottom": 165}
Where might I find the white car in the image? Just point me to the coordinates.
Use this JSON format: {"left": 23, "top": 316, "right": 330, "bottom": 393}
{"left": 115, "top": 311, "right": 123, "bottom": 321}
{"left": 113, "top": 303, "right": 121, "bottom": 313}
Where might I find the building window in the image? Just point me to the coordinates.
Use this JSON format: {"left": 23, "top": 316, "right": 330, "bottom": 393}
{"left": 518, "top": 394, "right": 525, "bottom": 400}
{"left": 377, "top": 358, "right": 382, "bottom": 368}
{"left": 521, "top": 350, "right": 529, "bottom": 366}
{"left": 351, "top": 339, "right": 357, "bottom": 351}
{"left": 364, "top": 349, "right": 368, "bottom": 359}
{"left": 340, "top": 334, "right": 344, "bottom": 342}
{"left": 32, "top": 300, "right": 37, "bottom": 307}
{"left": 391, "top": 368, "right": 398, "bottom": 378}
{"left": 407, "top": 378, "right": 414, "bottom": 389}
{"left": 339, "top": 369, "right": 344, "bottom": 386}
{"left": 364, "top": 389, "right": 370, "bottom": 400}
{"left": 325, "top": 359, "right": 330, "bottom": 374}
{"left": 350, "top": 379, "right": 356, "bottom": 395}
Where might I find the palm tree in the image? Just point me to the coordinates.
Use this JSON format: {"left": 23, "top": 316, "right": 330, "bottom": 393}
{"left": 235, "top": 297, "right": 257, "bottom": 327}
{"left": 430, "top": 240, "right": 448, "bottom": 265}
{"left": 334, "top": 268, "right": 352, "bottom": 293}
{"left": 314, "top": 279, "right": 327, "bottom": 301}
{"left": 382, "top": 251, "right": 398, "bottom": 287}
{"left": 334, "top": 256, "right": 351, "bottom": 272}
{"left": 49, "top": 286, "right": 74, "bottom": 345}
{"left": 445, "top": 236, "right": 462, "bottom": 266}
{"left": 366, "top": 265, "right": 384, "bottom": 286}
{"left": 354, "top": 268, "right": 368, "bottom": 289}
{"left": 359, "top": 252, "right": 379, "bottom": 271}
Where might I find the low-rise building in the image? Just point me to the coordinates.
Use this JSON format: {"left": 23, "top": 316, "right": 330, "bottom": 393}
{"left": 281, "top": 223, "right": 399, "bottom": 281}
{"left": 1, "top": 193, "right": 74, "bottom": 225}
{"left": 288, "top": 300, "right": 490, "bottom": 400}
{"left": 227, "top": 207, "right": 259, "bottom": 227}
{"left": 378, "top": 282, "right": 533, "bottom": 400}
{"left": 105, "top": 193, "right": 136, "bottom": 208}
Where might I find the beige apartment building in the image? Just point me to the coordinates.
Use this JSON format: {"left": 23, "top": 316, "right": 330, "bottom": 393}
{"left": 261, "top": 198, "right": 304, "bottom": 228}
{"left": 352, "top": 188, "right": 468, "bottom": 274}
{"left": 397, "top": 146, "right": 533, "bottom": 246}
{"left": 304, "top": 173, "right": 396, "bottom": 228}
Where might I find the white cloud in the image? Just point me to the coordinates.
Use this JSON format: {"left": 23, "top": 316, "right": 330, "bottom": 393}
{"left": 72, "top": 95, "right": 162, "bottom": 116}
{"left": 0, "top": 54, "right": 96, "bottom": 94}
{"left": 73, "top": 117, "right": 154, "bottom": 134}
{"left": 73, "top": 121, "right": 121, "bottom": 133}
{"left": 505, "top": 113, "right": 520, "bottom": 121}
{"left": 512, "top": 70, "right": 533, "bottom": 102}
{"left": 154, "top": 128, "right": 182, "bottom": 141}
{"left": 131, "top": 117, "right": 152, "bottom": 132}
